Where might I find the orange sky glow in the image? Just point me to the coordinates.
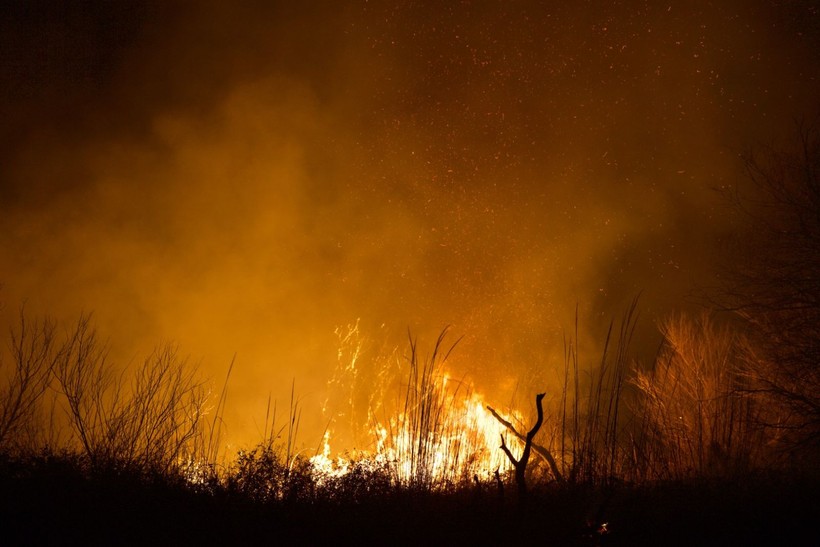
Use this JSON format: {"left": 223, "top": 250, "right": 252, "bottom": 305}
{"left": 1, "top": 1, "right": 818, "bottom": 454}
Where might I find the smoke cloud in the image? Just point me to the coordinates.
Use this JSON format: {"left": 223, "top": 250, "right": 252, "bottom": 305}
{"left": 2, "top": 1, "right": 818, "bottom": 448}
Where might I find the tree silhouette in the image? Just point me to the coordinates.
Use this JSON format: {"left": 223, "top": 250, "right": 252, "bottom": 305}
{"left": 499, "top": 392, "right": 545, "bottom": 504}
{"left": 720, "top": 118, "right": 820, "bottom": 452}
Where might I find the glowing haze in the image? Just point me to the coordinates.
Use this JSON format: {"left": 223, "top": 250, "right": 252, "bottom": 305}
{"left": 1, "top": 1, "right": 818, "bottom": 451}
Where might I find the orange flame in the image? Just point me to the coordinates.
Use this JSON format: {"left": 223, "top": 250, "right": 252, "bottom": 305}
{"left": 311, "top": 368, "right": 522, "bottom": 489}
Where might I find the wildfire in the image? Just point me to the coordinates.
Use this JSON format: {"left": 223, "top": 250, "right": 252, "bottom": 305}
{"left": 311, "top": 368, "right": 522, "bottom": 489}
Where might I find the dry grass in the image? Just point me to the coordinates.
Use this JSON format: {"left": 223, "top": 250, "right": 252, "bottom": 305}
{"left": 537, "top": 298, "right": 639, "bottom": 487}
{"left": 631, "top": 312, "right": 777, "bottom": 480}
{"left": 0, "top": 302, "right": 814, "bottom": 505}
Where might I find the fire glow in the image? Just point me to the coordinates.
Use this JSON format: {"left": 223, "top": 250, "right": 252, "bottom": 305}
{"left": 310, "top": 327, "right": 523, "bottom": 489}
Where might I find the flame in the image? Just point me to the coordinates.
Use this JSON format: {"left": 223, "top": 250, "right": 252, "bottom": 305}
{"left": 311, "top": 368, "right": 522, "bottom": 489}
{"left": 310, "top": 430, "right": 352, "bottom": 480}
{"left": 307, "top": 324, "right": 527, "bottom": 489}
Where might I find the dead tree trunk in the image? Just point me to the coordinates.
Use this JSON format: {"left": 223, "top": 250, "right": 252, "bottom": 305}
{"left": 487, "top": 402, "right": 564, "bottom": 484}
{"left": 498, "top": 392, "right": 546, "bottom": 504}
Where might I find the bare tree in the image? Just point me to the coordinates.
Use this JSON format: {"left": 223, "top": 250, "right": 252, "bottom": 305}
{"left": 54, "top": 315, "right": 206, "bottom": 474}
{"left": 499, "top": 392, "right": 545, "bottom": 503}
{"left": 486, "top": 402, "right": 563, "bottom": 483}
{"left": 719, "top": 118, "right": 820, "bottom": 452}
{"left": 115, "top": 344, "right": 206, "bottom": 474}
{"left": 0, "top": 310, "right": 63, "bottom": 453}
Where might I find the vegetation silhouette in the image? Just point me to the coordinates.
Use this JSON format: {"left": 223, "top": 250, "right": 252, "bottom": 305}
{"left": 717, "top": 118, "right": 820, "bottom": 455}
{"left": 2, "top": 126, "right": 820, "bottom": 544}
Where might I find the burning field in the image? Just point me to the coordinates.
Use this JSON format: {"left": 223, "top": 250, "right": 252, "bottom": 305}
{"left": 1, "top": 302, "right": 819, "bottom": 544}
{"left": 2, "top": 1, "right": 820, "bottom": 544}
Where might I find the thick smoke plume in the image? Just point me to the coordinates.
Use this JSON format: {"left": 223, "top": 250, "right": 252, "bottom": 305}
{"left": 1, "top": 1, "right": 818, "bottom": 449}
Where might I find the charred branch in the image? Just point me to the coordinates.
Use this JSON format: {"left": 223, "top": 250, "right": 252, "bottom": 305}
{"left": 487, "top": 400, "right": 564, "bottom": 483}
{"left": 496, "top": 392, "right": 547, "bottom": 502}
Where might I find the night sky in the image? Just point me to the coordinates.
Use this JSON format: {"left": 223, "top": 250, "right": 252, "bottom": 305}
{"left": 2, "top": 1, "right": 818, "bottom": 448}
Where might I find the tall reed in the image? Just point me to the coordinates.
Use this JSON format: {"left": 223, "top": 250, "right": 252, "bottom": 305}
{"left": 553, "top": 298, "right": 638, "bottom": 486}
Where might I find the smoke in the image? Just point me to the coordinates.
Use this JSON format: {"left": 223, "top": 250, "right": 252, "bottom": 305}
{"left": 1, "top": 1, "right": 818, "bottom": 449}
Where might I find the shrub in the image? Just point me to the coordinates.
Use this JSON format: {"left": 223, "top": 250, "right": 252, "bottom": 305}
{"left": 632, "top": 313, "right": 773, "bottom": 479}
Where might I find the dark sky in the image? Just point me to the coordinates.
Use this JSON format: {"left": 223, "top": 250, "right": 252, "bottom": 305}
{"left": 1, "top": 0, "right": 818, "bottom": 449}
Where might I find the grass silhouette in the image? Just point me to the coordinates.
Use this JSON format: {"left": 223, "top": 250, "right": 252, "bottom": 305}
{"left": 1, "top": 305, "right": 818, "bottom": 545}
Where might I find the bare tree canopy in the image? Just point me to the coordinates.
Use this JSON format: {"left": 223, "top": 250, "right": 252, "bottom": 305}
{"left": 719, "top": 117, "right": 820, "bottom": 450}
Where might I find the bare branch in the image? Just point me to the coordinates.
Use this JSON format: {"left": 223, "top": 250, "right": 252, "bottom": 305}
{"left": 487, "top": 403, "right": 564, "bottom": 483}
